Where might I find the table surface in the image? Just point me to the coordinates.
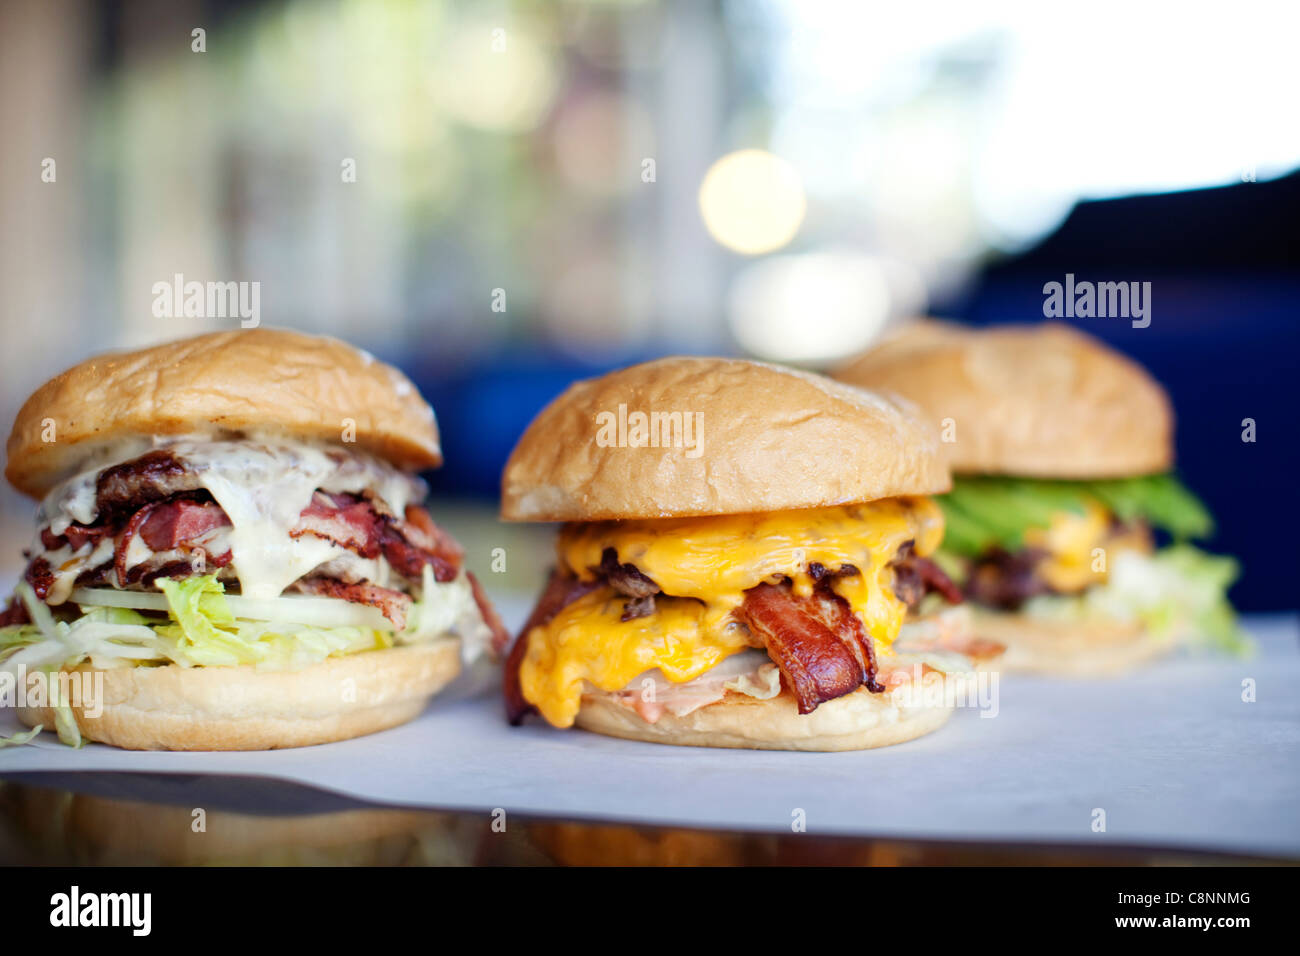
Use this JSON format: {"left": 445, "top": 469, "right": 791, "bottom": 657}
{"left": 2, "top": 614, "right": 1297, "bottom": 866}
{"left": 0, "top": 773, "right": 1289, "bottom": 866}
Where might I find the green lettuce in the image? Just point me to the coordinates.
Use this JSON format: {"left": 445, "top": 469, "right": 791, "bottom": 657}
{"left": 938, "top": 473, "right": 1214, "bottom": 557}
{"left": 148, "top": 575, "right": 392, "bottom": 669}
{"left": 0, "top": 726, "right": 42, "bottom": 749}
{"left": 1, "top": 572, "right": 483, "bottom": 749}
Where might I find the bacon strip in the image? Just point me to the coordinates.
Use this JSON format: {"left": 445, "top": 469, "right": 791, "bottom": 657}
{"left": 139, "top": 498, "right": 231, "bottom": 552}
{"left": 915, "top": 555, "right": 963, "bottom": 605}
{"left": 21, "top": 558, "right": 54, "bottom": 603}
{"left": 114, "top": 501, "right": 159, "bottom": 588}
{"left": 400, "top": 505, "right": 465, "bottom": 566}
{"left": 291, "top": 492, "right": 382, "bottom": 558}
{"left": 889, "top": 540, "right": 964, "bottom": 608}
{"left": 296, "top": 577, "right": 413, "bottom": 629}
{"left": 737, "top": 581, "right": 883, "bottom": 715}
{"left": 16, "top": 452, "right": 491, "bottom": 632}
{"left": 964, "top": 546, "right": 1050, "bottom": 609}
{"left": 41, "top": 524, "right": 115, "bottom": 552}
{"left": 504, "top": 569, "right": 602, "bottom": 724}
{"left": 468, "top": 571, "right": 510, "bottom": 656}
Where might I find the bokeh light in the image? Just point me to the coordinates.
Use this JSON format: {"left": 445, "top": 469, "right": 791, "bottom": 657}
{"left": 429, "top": 21, "right": 559, "bottom": 132}
{"left": 698, "top": 149, "right": 807, "bottom": 255}
{"left": 727, "top": 251, "right": 917, "bottom": 362}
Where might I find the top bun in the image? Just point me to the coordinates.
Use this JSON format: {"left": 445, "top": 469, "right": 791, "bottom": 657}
{"left": 6, "top": 328, "right": 440, "bottom": 498}
{"left": 833, "top": 320, "right": 1173, "bottom": 478}
{"left": 501, "top": 356, "right": 949, "bottom": 521}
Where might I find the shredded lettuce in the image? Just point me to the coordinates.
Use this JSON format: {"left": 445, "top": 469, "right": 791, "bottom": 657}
{"left": 1019, "top": 546, "right": 1250, "bottom": 656}
{"left": 0, "top": 725, "right": 42, "bottom": 748}
{"left": 52, "top": 700, "right": 84, "bottom": 749}
{"left": 0, "top": 571, "right": 485, "bottom": 749}
{"left": 2, "top": 573, "right": 476, "bottom": 678}
{"left": 938, "top": 473, "right": 1214, "bottom": 557}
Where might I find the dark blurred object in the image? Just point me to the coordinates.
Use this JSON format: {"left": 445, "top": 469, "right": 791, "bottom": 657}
{"left": 944, "top": 172, "right": 1300, "bottom": 612}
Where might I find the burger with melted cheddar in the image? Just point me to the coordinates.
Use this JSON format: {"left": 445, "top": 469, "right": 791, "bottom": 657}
{"left": 500, "top": 357, "right": 980, "bottom": 751}
{"left": 0, "top": 329, "right": 508, "bottom": 750}
{"left": 834, "top": 320, "right": 1244, "bottom": 675}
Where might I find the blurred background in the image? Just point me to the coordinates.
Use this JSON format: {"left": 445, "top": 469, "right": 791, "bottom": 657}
{"left": 0, "top": 0, "right": 1295, "bottom": 611}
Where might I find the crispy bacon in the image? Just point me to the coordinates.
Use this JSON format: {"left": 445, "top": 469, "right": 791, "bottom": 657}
{"left": 125, "top": 558, "right": 212, "bottom": 588}
{"left": 504, "top": 569, "right": 602, "bottom": 724}
{"left": 380, "top": 528, "right": 458, "bottom": 582}
{"left": 139, "top": 498, "right": 231, "bottom": 552}
{"left": 296, "top": 576, "right": 413, "bottom": 629}
{"left": 114, "top": 496, "right": 232, "bottom": 586}
{"left": 737, "top": 580, "right": 883, "bottom": 715}
{"left": 13, "top": 450, "right": 494, "bottom": 640}
{"left": 41, "top": 522, "right": 114, "bottom": 553}
{"left": 376, "top": 506, "right": 463, "bottom": 582}
{"left": 23, "top": 557, "right": 55, "bottom": 602}
{"left": 916, "top": 555, "right": 963, "bottom": 604}
{"left": 400, "top": 505, "right": 465, "bottom": 564}
{"left": 890, "top": 541, "right": 964, "bottom": 608}
{"left": 291, "top": 492, "right": 383, "bottom": 558}
{"left": 113, "top": 502, "right": 159, "bottom": 589}
{"left": 965, "top": 546, "right": 1050, "bottom": 610}
{"left": 467, "top": 570, "right": 511, "bottom": 656}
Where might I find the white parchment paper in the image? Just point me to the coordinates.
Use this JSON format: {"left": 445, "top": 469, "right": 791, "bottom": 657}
{"left": 3, "top": 613, "right": 1297, "bottom": 857}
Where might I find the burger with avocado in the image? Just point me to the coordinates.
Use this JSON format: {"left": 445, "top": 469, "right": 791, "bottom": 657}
{"left": 834, "top": 320, "right": 1243, "bottom": 675}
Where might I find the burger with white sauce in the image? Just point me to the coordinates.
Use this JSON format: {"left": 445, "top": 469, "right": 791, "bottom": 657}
{"left": 0, "top": 329, "right": 507, "bottom": 750}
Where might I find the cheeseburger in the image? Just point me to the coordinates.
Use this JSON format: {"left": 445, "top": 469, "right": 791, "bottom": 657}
{"left": 835, "top": 320, "right": 1243, "bottom": 675}
{"left": 0, "top": 329, "right": 507, "bottom": 750}
{"left": 500, "top": 357, "right": 982, "bottom": 751}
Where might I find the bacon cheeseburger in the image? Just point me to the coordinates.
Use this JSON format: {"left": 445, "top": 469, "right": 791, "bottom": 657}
{"left": 835, "top": 321, "right": 1244, "bottom": 675}
{"left": 0, "top": 329, "right": 507, "bottom": 750}
{"left": 500, "top": 357, "right": 980, "bottom": 751}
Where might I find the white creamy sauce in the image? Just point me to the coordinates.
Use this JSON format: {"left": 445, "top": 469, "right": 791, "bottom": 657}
{"left": 31, "top": 436, "right": 427, "bottom": 602}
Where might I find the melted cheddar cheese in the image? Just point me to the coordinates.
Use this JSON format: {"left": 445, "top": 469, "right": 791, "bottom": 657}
{"left": 519, "top": 497, "right": 944, "bottom": 727}
{"left": 1024, "top": 501, "right": 1152, "bottom": 593}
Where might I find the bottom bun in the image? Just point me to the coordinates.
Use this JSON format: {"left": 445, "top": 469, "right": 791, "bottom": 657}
{"left": 574, "top": 675, "right": 953, "bottom": 752}
{"left": 18, "top": 639, "right": 461, "bottom": 751}
{"left": 972, "top": 611, "right": 1172, "bottom": 677}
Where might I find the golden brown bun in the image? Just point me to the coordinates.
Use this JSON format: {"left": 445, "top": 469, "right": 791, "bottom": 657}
{"left": 6, "top": 328, "right": 440, "bottom": 498}
{"left": 18, "top": 640, "right": 460, "bottom": 751}
{"left": 833, "top": 320, "right": 1173, "bottom": 477}
{"left": 574, "top": 676, "right": 953, "bottom": 751}
{"left": 502, "top": 356, "right": 950, "bottom": 521}
{"left": 971, "top": 610, "right": 1172, "bottom": 676}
